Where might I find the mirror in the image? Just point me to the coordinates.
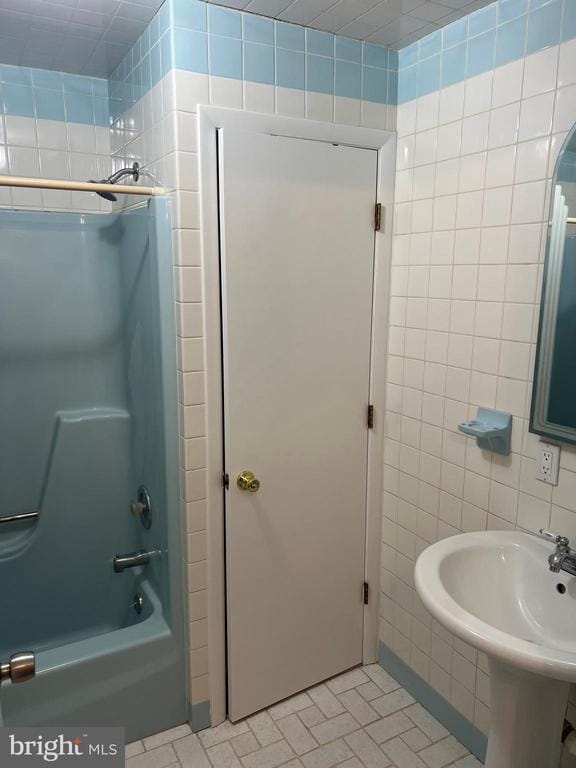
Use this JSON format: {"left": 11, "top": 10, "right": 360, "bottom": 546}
{"left": 531, "top": 123, "right": 576, "bottom": 444}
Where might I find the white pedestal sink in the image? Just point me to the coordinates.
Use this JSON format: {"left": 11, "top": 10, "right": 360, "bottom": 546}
{"left": 415, "top": 531, "right": 576, "bottom": 768}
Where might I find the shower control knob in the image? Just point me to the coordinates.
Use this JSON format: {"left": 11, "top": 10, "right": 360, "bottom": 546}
{"left": 130, "top": 485, "right": 152, "bottom": 530}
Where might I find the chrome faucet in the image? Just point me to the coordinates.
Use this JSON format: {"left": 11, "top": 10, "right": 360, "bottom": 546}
{"left": 0, "top": 652, "right": 35, "bottom": 685}
{"left": 113, "top": 549, "right": 161, "bottom": 573}
{"left": 539, "top": 529, "right": 576, "bottom": 576}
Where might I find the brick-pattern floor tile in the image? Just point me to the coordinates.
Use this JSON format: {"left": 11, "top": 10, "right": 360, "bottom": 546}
{"left": 269, "top": 693, "right": 313, "bottom": 720}
{"left": 345, "top": 730, "right": 391, "bottom": 768}
{"left": 134, "top": 666, "right": 479, "bottom": 768}
{"left": 372, "top": 690, "right": 415, "bottom": 719}
{"left": 247, "top": 711, "right": 283, "bottom": 747}
{"left": 200, "top": 721, "right": 250, "bottom": 749}
{"left": 338, "top": 689, "right": 380, "bottom": 726}
{"left": 308, "top": 685, "right": 347, "bottom": 719}
{"left": 241, "top": 740, "right": 295, "bottom": 768}
{"left": 418, "top": 736, "right": 468, "bottom": 768}
{"left": 174, "top": 734, "right": 211, "bottom": 768}
{"left": 126, "top": 741, "right": 145, "bottom": 759}
{"left": 365, "top": 712, "right": 414, "bottom": 744}
{"left": 301, "top": 738, "right": 354, "bottom": 768}
{"left": 381, "top": 736, "right": 427, "bottom": 768}
{"left": 326, "top": 669, "right": 370, "bottom": 694}
{"left": 356, "top": 682, "right": 384, "bottom": 702}
{"left": 144, "top": 726, "right": 192, "bottom": 751}
{"left": 310, "top": 713, "right": 360, "bottom": 745}
{"left": 126, "top": 745, "right": 177, "bottom": 768}
{"left": 206, "top": 742, "right": 243, "bottom": 768}
{"left": 400, "top": 728, "right": 432, "bottom": 752}
{"left": 298, "top": 706, "right": 326, "bottom": 729}
{"left": 403, "top": 705, "right": 449, "bottom": 744}
{"left": 277, "top": 714, "right": 318, "bottom": 755}
{"left": 363, "top": 666, "right": 401, "bottom": 694}
{"left": 231, "top": 733, "right": 260, "bottom": 757}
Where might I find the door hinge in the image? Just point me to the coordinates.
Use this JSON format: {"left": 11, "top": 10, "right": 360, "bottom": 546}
{"left": 223, "top": 472, "right": 229, "bottom": 490}
{"left": 363, "top": 582, "right": 369, "bottom": 605}
{"left": 374, "top": 203, "right": 383, "bottom": 232}
{"left": 367, "top": 404, "right": 374, "bottom": 429}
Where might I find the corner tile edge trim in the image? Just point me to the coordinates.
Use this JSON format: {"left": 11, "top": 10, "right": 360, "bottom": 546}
{"left": 378, "top": 641, "right": 488, "bottom": 762}
{"left": 188, "top": 699, "right": 211, "bottom": 732}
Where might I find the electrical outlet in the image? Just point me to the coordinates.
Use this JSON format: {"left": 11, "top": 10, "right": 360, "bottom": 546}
{"left": 537, "top": 442, "right": 560, "bottom": 485}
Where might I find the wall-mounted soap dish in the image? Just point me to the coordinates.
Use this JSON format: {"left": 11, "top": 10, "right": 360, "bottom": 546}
{"left": 458, "top": 407, "right": 512, "bottom": 455}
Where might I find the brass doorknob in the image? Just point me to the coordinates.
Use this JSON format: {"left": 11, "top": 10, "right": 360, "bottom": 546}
{"left": 237, "top": 471, "right": 260, "bottom": 492}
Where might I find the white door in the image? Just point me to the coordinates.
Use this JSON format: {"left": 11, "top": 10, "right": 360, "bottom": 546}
{"left": 219, "top": 128, "right": 377, "bottom": 721}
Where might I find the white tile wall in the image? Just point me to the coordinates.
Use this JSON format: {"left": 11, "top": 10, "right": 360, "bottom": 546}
{"left": 4, "top": 20, "right": 569, "bottom": 743}
{"left": 0, "top": 114, "right": 111, "bottom": 213}
{"left": 384, "top": 38, "right": 576, "bottom": 735}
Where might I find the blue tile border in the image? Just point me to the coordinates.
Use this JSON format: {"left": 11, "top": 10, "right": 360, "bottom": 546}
{"left": 307, "top": 28, "right": 334, "bottom": 58}
{"left": 307, "top": 54, "right": 334, "bottom": 96}
{"left": 398, "top": 0, "right": 576, "bottom": 103}
{"left": 335, "top": 59, "right": 361, "bottom": 99}
{"left": 3, "top": 0, "right": 576, "bottom": 125}
{"left": 276, "top": 48, "right": 305, "bottom": 90}
{"left": 245, "top": 42, "right": 275, "bottom": 86}
{"left": 276, "top": 20, "right": 305, "bottom": 52}
{"left": 208, "top": 4, "right": 242, "bottom": 39}
{"left": 109, "top": 0, "right": 396, "bottom": 124}
{"left": 495, "top": 15, "right": 527, "bottom": 66}
{"left": 244, "top": 14, "right": 274, "bottom": 46}
{"left": 172, "top": 0, "right": 206, "bottom": 31}
{"left": 378, "top": 642, "right": 488, "bottom": 762}
{"left": 0, "top": 64, "right": 109, "bottom": 125}
{"left": 527, "top": 0, "right": 562, "bottom": 54}
{"left": 466, "top": 28, "right": 496, "bottom": 78}
{"left": 335, "top": 35, "right": 362, "bottom": 63}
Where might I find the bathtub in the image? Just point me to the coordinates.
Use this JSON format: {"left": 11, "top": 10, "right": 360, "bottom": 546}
{"left": 0, "top": 200, "right": 187, "bottom": 741}
{"left": 1, "top": 578, "right": 185, "bottom": 741}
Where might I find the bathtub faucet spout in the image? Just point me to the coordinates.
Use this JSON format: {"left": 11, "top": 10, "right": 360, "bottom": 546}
{"left": 113, "top": 549, "right": 161, "bottom": 573}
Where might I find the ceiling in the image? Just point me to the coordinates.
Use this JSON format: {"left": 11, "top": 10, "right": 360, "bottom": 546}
{"left": 0, "top": 0, "right": 494, "bottom": 78}
{"left": 0, "top": 0, "right": 163, "bottom": 78}
{"left": 225, "top": 0, "right": 493, "bottom": 48}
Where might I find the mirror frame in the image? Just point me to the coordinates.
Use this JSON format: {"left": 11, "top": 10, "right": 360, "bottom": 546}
{"left": 530, "top": 121, "right": 576, "bottom": 445}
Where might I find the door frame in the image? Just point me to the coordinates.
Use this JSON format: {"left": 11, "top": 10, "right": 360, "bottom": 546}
{"left": 198, "top": 106, "right": 396, "bottom": 726}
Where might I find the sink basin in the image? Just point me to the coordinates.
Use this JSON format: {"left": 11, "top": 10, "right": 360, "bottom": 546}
{"left": 415, "top": 530, "right": 576, "bottom": 768}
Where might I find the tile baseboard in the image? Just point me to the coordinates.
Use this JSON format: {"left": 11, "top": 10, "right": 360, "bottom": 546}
{"left": 378, "top": 641, "right": 488, "bottom": 762}
{"left": 188, "top": 699, "right": 211, "bottom": 732}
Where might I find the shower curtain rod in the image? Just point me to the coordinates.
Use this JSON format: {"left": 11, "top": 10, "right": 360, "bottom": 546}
{"left": 549, "top": 217, "right": 576, "bottom": 225}
{"left": 0, "top": 175, "right": 164, "bottom": 196}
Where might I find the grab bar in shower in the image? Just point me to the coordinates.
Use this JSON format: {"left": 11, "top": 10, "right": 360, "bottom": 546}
{"left": 0, "top": 511, "right": 39, "bottom": 525}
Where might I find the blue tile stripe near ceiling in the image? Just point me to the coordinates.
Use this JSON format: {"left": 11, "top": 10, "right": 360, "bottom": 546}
{"left": 0, "top": 66, "right": 109, "bottom": 126}
{"left": 10, "top": 0, "right": 573, "bottom": 123}
{"left": 398, "top": 0, "right": 576, "bottom": 104}
{"left": 109, "top": 0, "right": 397, "bottom": 124}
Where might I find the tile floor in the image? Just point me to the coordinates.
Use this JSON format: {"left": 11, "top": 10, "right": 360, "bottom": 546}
{"left": 126, "top": 665, "right": 482, "bottom": 768}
